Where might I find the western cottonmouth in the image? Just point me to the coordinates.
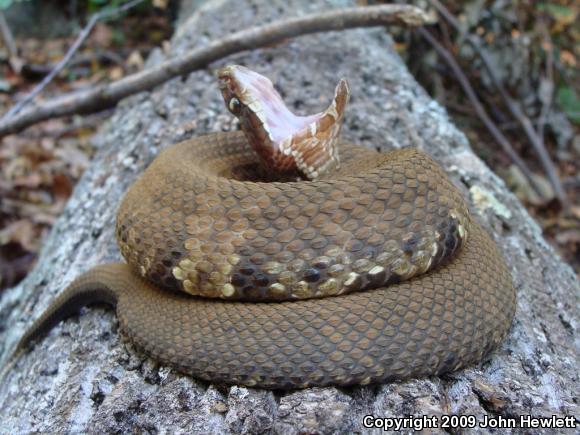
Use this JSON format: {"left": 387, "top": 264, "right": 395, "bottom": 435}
{"left": 11, "top": 65, "right": 515, "bottom": 389}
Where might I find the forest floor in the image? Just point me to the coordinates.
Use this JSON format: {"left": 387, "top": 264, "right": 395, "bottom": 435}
{"left": 0, "top": 0, "right": 577, "bottom": 290}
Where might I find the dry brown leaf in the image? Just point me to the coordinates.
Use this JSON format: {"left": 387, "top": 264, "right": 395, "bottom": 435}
{"left": 51, "top": 174, "right": 73, "bottom": 202}
{"left": 505, "top": 165, "right": 555, "bottom": 206}
{"left": 560, "top": 50, "right": 577, "bottom": 67}
{"left": 153, "top": 0, "right": 169, "bottom": 9}
{"left": 555, "top": 229, "right": 580, "bottom": 245}
{"left": 4, "top": 156, "right": 32, "bottom": 181}
{"left": 13, "top": 172, "right": 42, "bottom": 189}
{"left": 0, "top": 220, "right": 38, "bottom": 252}
{"left": 53, "top": 145, "right": 90, "bottom": 177}
{"left": 126, "top": 50, "right": 144, "bottom": 71}
{"left": 91, "top": 23, "right": 114, "bottom": 48}
{"left": 108, "top": 66, "right": 124, "bottom": 81}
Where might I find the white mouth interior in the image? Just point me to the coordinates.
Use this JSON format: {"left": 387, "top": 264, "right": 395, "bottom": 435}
{"left": 234, "top": 67, "right": 321, "bottom": 143}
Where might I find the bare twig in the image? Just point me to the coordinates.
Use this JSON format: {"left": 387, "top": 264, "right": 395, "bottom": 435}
{"left": 2, "top": 0, "right": 145, "bottom": 121}
{"left": 536, "top": 20, "right": 554, "bottom": 145}
{"left": 426, "top": 0, "right": 568, "bottom": 208}
{"left": 0, "top": 11, "right": 22, "bottom": 73}
{"left": 0, "top": 12, "right": 16, "bottom": 56}
{"left": 21, "top": 50, "right": 127, "bottom": 79}
{"left": 17, "top": 110, "right": 114, "bottom": 140}
{"left": 417, "top": 27, "right": 545, "bottom": 198}
{"left": 0, "top": 4, "right": 434, "bottom": 137}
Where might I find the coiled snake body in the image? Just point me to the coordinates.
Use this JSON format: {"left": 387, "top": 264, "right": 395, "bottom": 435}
{"left": 14, "top": 66, "right": 515, "bottom": 389}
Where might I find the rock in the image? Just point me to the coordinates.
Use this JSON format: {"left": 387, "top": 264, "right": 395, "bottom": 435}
{"left": 0, "top": 0, "right": 577, "bottom": 433}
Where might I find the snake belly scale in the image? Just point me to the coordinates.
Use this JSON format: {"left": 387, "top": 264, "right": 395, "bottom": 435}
{"left": 11, "top": 66, "right": 516, "bottom": 389}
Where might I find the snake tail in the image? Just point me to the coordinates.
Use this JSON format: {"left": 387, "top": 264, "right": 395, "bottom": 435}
{"left": 9, "top": 223, "right": 514, "bottom": 389}
{"left": 13, "top": 264, "right": 123, "bottom": 354}
{"left": 5, "top": 65, "right": 516, "bottom": 389}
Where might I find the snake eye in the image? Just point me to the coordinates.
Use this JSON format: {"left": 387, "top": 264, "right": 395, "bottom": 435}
{"left": 228, "top": 97, "right": 242, "bottom": 114}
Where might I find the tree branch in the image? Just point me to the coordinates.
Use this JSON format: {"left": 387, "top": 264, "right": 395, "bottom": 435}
{"left": 426, "top": 0, "right": 568, "bottom": 208}
{"left": 536, "top": 19, "right": 554, "bottom": 148}
{"left": 417, "top": 27, "right": 545, "bottom": 199}
{"left": 21, "top": 50, "right": 127, "bottom": 80}
{"left": 0, "top": 4, "right": 433, "bottom": 137}
{"left": 1, "top": 0, "right": 145, "bottom": 121}
{"left": 0, "top": 11, "right": 22, "bottom": 73}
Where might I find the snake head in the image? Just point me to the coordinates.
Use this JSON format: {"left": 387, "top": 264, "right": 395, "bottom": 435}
{"left": 217, "top": 65, "right": 349, "bottom": 180}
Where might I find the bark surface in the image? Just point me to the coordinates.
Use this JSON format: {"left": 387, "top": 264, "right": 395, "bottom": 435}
{"left": 0, "top": 0, "right": 577, "bottom": 433}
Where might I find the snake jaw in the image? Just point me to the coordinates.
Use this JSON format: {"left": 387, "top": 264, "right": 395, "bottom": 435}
{"left": 217, "top": 65, "right": 349, "bottom": 180}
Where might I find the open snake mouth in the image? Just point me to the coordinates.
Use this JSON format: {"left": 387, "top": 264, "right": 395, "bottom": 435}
{"left": 218, "top": 65, "right": 349, "bottom": 180}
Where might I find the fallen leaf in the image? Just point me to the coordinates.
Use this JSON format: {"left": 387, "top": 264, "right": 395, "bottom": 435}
{"left": 505, "top": 165, "right": 555, "bottom": 205}
{"left": 555, "top": 229, "right": 580, "bottom": 245}
{"left": 0, "top": 247, "right": 36, "bottom": 290}
{"left": 0, "top": 78, "right": 11, "bottom": 92}
{"left": 556, "top": 86, "right": 580, "bottom": 124}
{"left": 108, "top": 66, "right": 124, "bottom": 80}
{"left": 13, "top": 172, "right": 42, "bottom": 189}
{"left": 4, "top": 156, "right": 32, "bottom": 181}
{"left": 153, "top": 0, "right": 169, "bottom": 9}
{"left": 51, "top": 173, "right": 73, "bottom": 202}
{"left": 560, "top": 50, "right": 577, "bottom": 67}
{"left": 538, "top": 3, "right": 578, "bottom": 33}
{"left": 92, "top": 23, "right": 114, "bottom": 48}
{"left": 126, "top": 50, "right": 144, "bottom": 71}
{"left": 0, "top": 220, "right": 38, "bottom": 252}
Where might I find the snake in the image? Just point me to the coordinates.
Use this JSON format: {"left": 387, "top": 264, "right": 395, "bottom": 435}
{"left": 11, "top": 65, "right": 515, "bottom": 389}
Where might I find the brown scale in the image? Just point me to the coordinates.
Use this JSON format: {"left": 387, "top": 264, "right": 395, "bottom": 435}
{"left": 115, "top": 133, "right": 470, "bottom": 302}
{"left": 11, "top": 67, "right": 515, "bottom": 390}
